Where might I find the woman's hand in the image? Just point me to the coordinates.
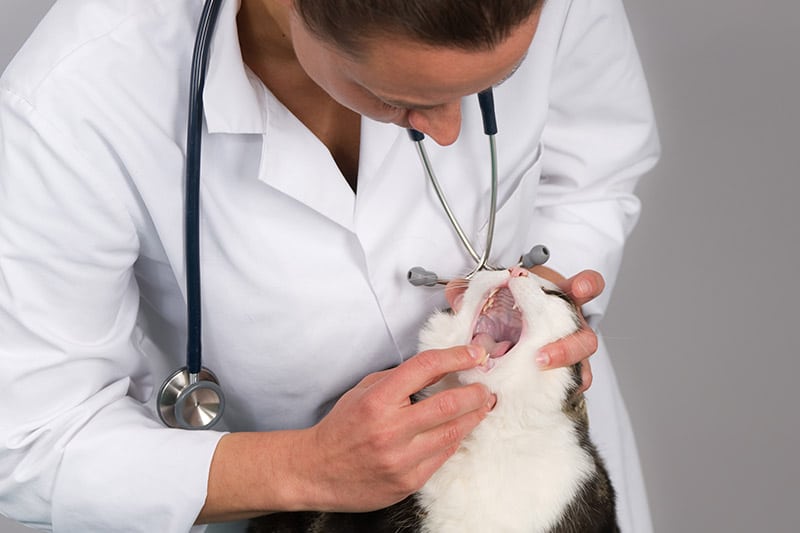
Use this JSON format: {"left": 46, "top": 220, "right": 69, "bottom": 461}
{"left": 531, "top": 266, "right": 604, "bottom": 392}
{"left": 445, "top": 266, "right": 604, "bottom": 393}
{"left": 299, "top": 345, "right": 496, "bottom": 512}
{"left": 198, "top": 346, "right": 494, "bottom": 523}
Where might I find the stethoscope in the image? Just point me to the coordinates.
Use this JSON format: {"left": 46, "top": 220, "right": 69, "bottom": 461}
{"left": 157, "top": 0, "right": 550, "bottom": 430}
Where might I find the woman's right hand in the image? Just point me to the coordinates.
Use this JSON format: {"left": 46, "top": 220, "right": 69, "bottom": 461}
{"left": 197, "top": 345, "right": 493, "bottom": 523}
{"left": 297, "top": 345, "right": 495, "bottom": 512}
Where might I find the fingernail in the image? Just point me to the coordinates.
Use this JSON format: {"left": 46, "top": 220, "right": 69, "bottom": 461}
{"left": 577, "top": 279, "right": 592, "bottom": 297}
{"left": 487, "top": 394, "right": 497, "bottom": 410}
{"left": 536, "top": 351, "right": 551, "bottom": 368}
{"left": 467, "top": 345, "right": 488, "bottom": 362}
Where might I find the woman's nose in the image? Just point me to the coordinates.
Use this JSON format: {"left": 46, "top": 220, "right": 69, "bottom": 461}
{"left": 407, "top": 101, "right": 462, "bottom": 146}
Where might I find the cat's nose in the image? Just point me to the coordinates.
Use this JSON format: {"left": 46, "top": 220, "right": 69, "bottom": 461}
{"left": 509, "top": 267, "right": 529, "bottom": 278}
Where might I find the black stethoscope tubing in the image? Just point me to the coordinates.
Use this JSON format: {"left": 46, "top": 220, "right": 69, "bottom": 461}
{"left": 157, "top": 0, "right": 226, "bottom": 431}
{"left": 185, "top": 0, "right": 224, "bottom": 376}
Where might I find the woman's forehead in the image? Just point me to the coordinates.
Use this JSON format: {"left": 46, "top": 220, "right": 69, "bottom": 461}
{"left": 340, "top": 15, "right": 539, "bottom": 105}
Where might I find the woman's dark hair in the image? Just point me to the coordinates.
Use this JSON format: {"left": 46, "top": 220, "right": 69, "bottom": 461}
{"left": 293, "top": 0, "right": 543, "bottom": 54}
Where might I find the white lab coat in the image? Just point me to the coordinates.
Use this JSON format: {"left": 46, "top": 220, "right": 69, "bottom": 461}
{"left": 0, "top": 0, "right": 659, "bottom": 531}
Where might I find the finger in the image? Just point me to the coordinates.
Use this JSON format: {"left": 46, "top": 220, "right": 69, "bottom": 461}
{"left": 560, "top": 270, "right": 605, "bottom": 307}
{"left": 444, "top": 279, "right": 469, "bottom": 311}
{"left": 408, "top": 382, "right": 494, "bottom": 434}
{"left": 378, "top": 346, "right": 488, "bottom": 401}
{"left": 579, "top": 360, "right": 593, "bottom": 393}
{"left": 536, "top": 326, "right": 598, "bottom": 370}
{"left": 356, "top": 368, "right": 394, "bottom": 389}
{"left": 408, "top": 400, "right": 492, "bottom": 479}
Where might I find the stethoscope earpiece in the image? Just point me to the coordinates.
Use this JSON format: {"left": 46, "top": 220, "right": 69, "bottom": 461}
{"left": 520, "top": 245, "right": 550, "bottom": 269}
{"left": 407, "top": 245, "right": 550, "bottom": 288}
{"left": 407, "top": 266, "right": 442, "bottom": 287}
{"left": 158, "top": 367, "right": 225, "bottom": 430}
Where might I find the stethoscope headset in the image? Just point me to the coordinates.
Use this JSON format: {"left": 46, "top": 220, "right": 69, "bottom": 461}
{"left": 157, "top": 0, "right": 550, "bottom": 430}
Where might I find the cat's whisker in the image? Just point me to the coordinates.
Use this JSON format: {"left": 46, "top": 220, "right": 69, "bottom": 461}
{"left": 444, "top": 279, "right": 470, "bottom": 289}
{"left": 419, "top": 289, "right": 447, "bottom": 307}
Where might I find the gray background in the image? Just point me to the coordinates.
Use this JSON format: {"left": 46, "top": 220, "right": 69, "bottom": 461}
{"left": 1, "top": 0, "right": 798, "bottom": 531}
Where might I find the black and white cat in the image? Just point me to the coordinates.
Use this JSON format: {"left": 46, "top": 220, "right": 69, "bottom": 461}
{"left": 250, "top": 268, "right": 618, "bottom": 533}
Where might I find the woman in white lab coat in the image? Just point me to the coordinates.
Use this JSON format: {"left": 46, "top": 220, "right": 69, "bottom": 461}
{"left": 0, "top": 0, "right": 659, "bottom": 531}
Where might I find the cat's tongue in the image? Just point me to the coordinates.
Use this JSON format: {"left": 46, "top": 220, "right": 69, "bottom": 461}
{"left": 470, "top": 286, "right": 522, "bottom": 362}
{"left": 471, "top": 332, "right": 514, "bottom": 358}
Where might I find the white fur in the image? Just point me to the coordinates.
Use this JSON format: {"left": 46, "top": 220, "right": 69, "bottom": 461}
{"left": 416, "top": 271, "right": 595, "bottom": 533}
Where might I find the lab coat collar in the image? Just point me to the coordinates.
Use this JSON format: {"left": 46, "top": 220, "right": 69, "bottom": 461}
{"left": 200, "top": 0, "right": 407, "bottom": 230}
{"left": 258, "top": 102, "right": 405, "bottom": 231}
{"left": 203, "top": 0, "right": 267, "bottom": 135}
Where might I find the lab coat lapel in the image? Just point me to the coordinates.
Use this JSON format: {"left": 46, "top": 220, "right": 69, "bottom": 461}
{"left": 357, "top": 119, "right": 406, "bottom": 191}
{"left": 199, "top": 0, "right": 357, "bottom": 229}
{"left": 354, "top": 120, "right": 445, "bottom": 357}
{"left": 202, "top": 0, "right": 265, "bottom": 135}
{"left": 257, "top": 93, "right": 358, "bottom": 231}
{"left": 354, "top": 119, "right": 417, "bottom": 259}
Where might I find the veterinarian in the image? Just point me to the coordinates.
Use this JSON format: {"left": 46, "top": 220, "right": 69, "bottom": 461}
{"left": 0, "top": 0, "right": 659, "bottom": 531}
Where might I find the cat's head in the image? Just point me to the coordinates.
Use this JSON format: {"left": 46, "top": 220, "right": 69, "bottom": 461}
{"left": 419, "top": 268, "right": 582, "bottom": 398}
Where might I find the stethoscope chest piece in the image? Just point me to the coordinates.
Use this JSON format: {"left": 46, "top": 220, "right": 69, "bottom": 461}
{"left": 158, "top": 367, "right": 225, "bottom": 430}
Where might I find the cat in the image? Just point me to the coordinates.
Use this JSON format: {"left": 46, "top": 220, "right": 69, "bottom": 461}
{"left": 249, "top": 267, "right": 618, "bottom": 533}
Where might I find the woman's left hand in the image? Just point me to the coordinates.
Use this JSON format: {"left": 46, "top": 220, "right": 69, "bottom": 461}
{"left": 531, "top": 267, "right": 604, "bottom": 392}
{"left": 444, "top": 267, "right": 604, "bottom": 393}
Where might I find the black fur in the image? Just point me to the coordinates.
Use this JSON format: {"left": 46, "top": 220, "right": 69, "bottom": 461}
{"left": 248, "top": 494, "right": 424, "bottom": 533}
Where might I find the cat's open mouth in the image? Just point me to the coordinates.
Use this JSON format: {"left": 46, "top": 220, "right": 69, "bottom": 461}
{"left": 470, "top": 286, "right": 523, "bottom": 371}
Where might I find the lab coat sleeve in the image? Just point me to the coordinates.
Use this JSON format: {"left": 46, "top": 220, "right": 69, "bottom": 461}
{"left": 533, "top": 0, "right": 661, "bottom": 320}
{"left": 0, "top": 88, "right": 224, "bottom": 532}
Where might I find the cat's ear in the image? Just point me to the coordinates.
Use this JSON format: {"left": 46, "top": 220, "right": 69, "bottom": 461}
{"left": 444, "top": 279, "right": 468, "bottom": 311}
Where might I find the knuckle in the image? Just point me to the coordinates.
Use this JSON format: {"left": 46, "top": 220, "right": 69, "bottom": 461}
{"left": 373, "top": 442, "right": 403, "bottom": 473}
{"left": 371, "top": 427, "right": 398, "bottom": 452}
{"left": 413, "top": 349, "right": 444, "bottom": 374}
{"left": 578, "top": 361, "right": 593, "bottom": 390}
{"left": 584, "top": 330, "right": 599, "bottom": 354}
{"left": 361, "top": 392, "right": 385, "bottom": 418}
{"left": 443, "top": 443, "right": 461, "bottom": 460}
{"left": 549, "top": 346, "right": 566, "bottom": 367}
{"left": 397, "top": 472, "right": 423, "bottom": 495}
{"left": 435, "top": 392, "right": 460, "bottom": 419}
{"left": 439, "top": 423, "right": 464, "bottom": 449}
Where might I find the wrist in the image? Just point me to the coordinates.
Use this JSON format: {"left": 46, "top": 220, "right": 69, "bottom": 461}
{"left": 197, "top": 428, "right": 319, "bottom": 523}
